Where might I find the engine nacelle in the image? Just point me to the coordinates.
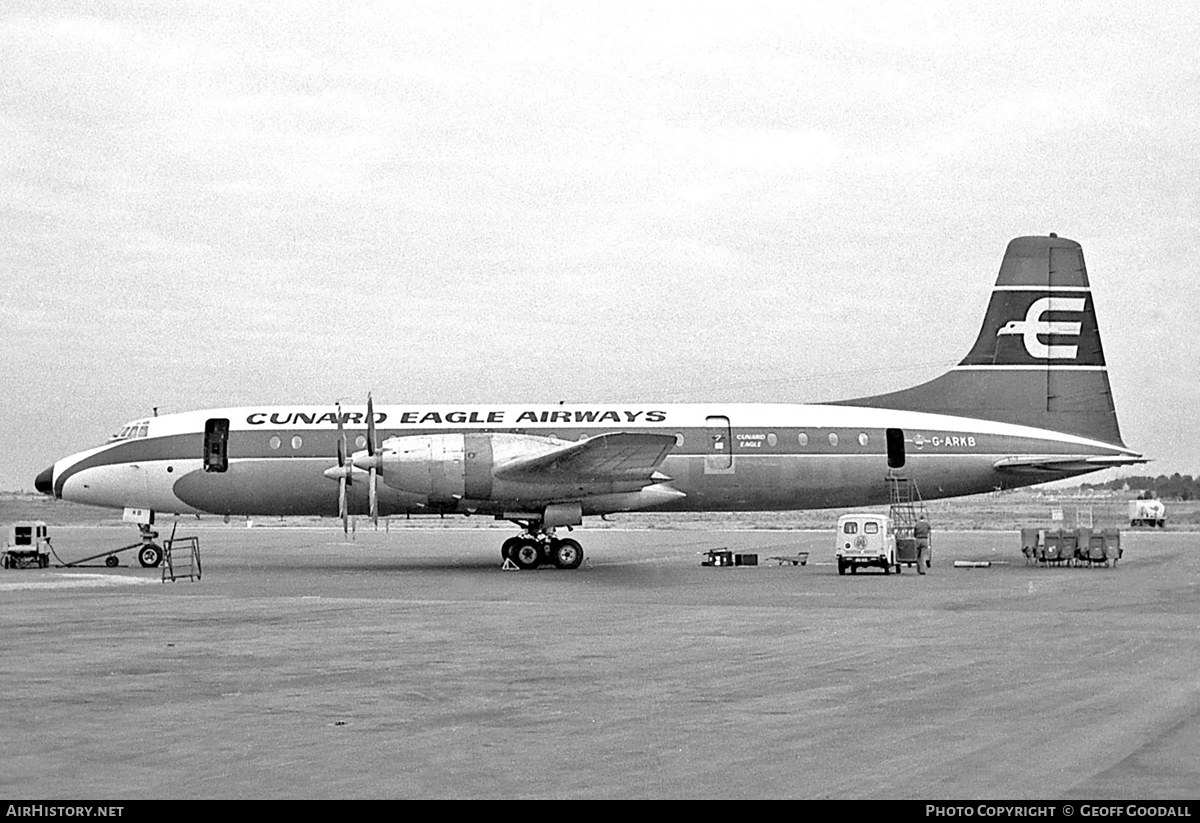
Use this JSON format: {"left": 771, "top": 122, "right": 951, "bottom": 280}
{"left": 378, "top": 433, "right": 466, "bottom": 501}
{"left": 373, "top": 431, "right": 667, "bottom": 508}
{"left": 376, "top": 432, "right": 562, "bottom": 502}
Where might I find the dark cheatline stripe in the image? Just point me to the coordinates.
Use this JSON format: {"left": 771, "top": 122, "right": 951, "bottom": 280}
{"left": 53, "top": 435, "right": 199, "bottom": 499}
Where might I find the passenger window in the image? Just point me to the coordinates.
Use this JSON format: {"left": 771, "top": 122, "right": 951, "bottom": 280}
{"left": 864, "top": 522, "right": 879, "bottom": 534}
{"left": 843, "top": 522, "right": 858, "bottom": 534}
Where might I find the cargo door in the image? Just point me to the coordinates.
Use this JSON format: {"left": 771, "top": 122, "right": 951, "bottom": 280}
{"left": 705, "top": 415, "right": 734, "bottom": 474}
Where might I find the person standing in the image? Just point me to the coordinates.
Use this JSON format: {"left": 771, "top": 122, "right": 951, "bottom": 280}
{"left": 913, "top": 515, "right": 931, "bottom": 574}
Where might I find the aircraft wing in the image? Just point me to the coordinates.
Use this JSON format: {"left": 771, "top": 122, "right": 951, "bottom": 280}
{"left": 993, "top": 454, "right": 1149, "bottom": 475}
{"left": 494, "top": 432, "right": 677, "bottom": 484}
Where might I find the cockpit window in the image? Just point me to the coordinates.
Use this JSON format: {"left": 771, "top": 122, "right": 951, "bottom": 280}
{"left": 109, "top": 419, "right": 151, "bottom": 442}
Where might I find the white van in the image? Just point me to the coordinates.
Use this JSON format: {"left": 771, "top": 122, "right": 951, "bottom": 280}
{"left": 836, "top": 513, "right": 898, "bottom": 575}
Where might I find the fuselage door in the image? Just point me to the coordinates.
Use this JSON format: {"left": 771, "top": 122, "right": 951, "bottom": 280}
{"left": 886, "top": 428, "right": 905, "bottom": 469}
{"left": 204, "top": 418, "right": 230, "bottom": 473}
{"left": 705, "top": 415, "right": 734, "bottom": 474}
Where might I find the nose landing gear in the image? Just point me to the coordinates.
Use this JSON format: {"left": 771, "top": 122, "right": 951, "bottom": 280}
{"left": 59, "top": 523, "right": 164, "bottom": 568}
{"left": 137, "top": 536, "right": 164, "bottom": 568}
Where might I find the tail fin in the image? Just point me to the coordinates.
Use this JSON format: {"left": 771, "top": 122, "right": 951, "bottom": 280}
{"left": 835, "top": 235, "right": 1126, "bottom": 446}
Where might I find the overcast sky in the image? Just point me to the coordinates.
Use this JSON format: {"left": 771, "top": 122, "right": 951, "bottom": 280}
{"left": 2, "top": 1, "right": 1198, "bottom": 492}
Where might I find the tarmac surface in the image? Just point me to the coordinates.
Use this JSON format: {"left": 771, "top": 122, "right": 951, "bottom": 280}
{"left": 1, "top": 524, "right": 1198, "bottom": 799}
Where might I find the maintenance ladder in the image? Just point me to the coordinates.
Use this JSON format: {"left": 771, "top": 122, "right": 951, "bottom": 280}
{"left": 887, "top": 474, "right": 927, "bottom": 541}
{"left": 162, "top": 535, "right": 201, "bottom": 582}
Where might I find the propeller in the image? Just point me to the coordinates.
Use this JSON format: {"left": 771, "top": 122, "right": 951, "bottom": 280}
{"left": 336, "top": 403, "right": 352, "bottom": 535}
{"left": 363, "top": 393, "right": 382, "bottom": 528}
{"left": 322, "top": 402, "right": 354, "bottom": 536}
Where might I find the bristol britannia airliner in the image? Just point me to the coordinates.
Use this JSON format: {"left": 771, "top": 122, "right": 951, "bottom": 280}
{"left": 36, "top": 235, "right": 1145, "bottom": 570}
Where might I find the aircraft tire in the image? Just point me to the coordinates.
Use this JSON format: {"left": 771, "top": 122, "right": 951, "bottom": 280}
{"left": 883, "top": 561, "right": 891, "bottom": 575}
{"left": 501, "top": 537, "right": 524, "bottom": 563}
{"left": 105, "top": 555, "right": 119, "bottom": 568}
{"left": 138, "top": 544, "right": 163, "bottom": 569}
{"left": 837, "top": 559, "right": 845, "bottom": 575}
{"left": 551, "top": 538, "right": 584, "bottom": 570}
{"left": 512, "top": 539, "right": 542, "bottom": 571}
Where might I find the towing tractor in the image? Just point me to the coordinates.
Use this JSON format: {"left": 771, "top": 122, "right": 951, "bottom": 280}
{"left": 836, "top": 513, "right": 900, "bottom": 575}
{"left": 3, "top": 521, "right": 51, "bottom": 569}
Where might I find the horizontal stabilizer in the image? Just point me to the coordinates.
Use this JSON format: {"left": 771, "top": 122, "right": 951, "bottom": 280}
{"left": 495, "top": 432, "right": 677, "bottom": 484}
{"left": 993, "top": 454, "right": 1149, "bottom": 475}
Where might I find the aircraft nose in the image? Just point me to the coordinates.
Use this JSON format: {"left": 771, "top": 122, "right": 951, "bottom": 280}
{"left": 35, "top": 465, "right": 55, "bottom": 497}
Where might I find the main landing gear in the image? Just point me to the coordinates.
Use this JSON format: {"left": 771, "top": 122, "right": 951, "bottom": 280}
{"left": 500, "top": 525, "right": 584, "bottom": 571}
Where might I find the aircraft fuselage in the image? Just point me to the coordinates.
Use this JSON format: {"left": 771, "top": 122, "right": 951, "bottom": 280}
{"left": 43, "top": 402, "right": 1137, "bottom": 518}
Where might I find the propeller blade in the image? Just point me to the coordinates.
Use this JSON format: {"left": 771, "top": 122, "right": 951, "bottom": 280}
{"left": 336, "top": 402, "right": 351, "bottom": 487}
{"left": 369, "top": 467, "right": 378, "bottom": 526}
{"left": 339, "top": 477, "right": 348, "bottom": 536}
{"left": 329, "top": 400, "right": 352, "bottom": 535}
{"left": 366, "top": 392, "right": 377, "bottom": 456}
{"left": 366, "top": 392, "right": 380, "bottom": 528}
